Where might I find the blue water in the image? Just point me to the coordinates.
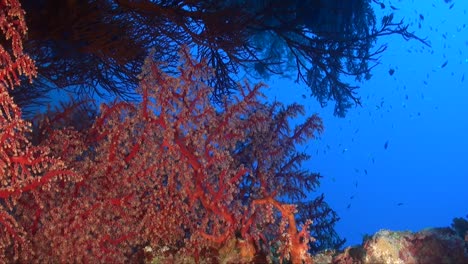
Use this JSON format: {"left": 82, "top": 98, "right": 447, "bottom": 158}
{"left": 264, "top": 0, "right": 468, "bottom": 247}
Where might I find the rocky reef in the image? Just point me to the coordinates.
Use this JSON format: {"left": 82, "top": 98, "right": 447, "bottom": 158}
{"left": 315, "top": 227, "right": 468, "bottom": 264}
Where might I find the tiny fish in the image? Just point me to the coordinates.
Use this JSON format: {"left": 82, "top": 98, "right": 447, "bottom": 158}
{"left": 419, "top": 14, "right": 424, "bottom": 20}
{"left": 384, "top": 140, "right": 389, "bottom": 150}
{"left": 364, "top": 169, "right": 368, "bottom": 175}
{"left": 441, "top": 60, "right": 448, "bottom": 68}
{"left": 397, "top": 203, "right": 404, "bottom": 206}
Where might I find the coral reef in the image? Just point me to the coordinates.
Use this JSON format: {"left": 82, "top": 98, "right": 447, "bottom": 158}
{"left": 1, "top": 2, "right": 331, "bottom": 262}
{"left": 325, "top": 228, "right": 468, "bottom": 264}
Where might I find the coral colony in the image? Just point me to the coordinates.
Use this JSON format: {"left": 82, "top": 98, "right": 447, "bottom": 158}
{"left": 0, "top": 1, "right": 326, "bottom": 262}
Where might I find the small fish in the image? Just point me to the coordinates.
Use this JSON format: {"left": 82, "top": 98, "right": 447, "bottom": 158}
{"left": 397, "top": 203, "right": 404, "bottom": 206}
{"left": 364, "top": 169, "right": 368, "bottom": 175}
{"left": 449, "top": 3, "right": 454, "bottom": 9}
{"left": 419, "top": 14, "right": 424, "bottom": 20}
{"left": 350, "top": 195, "right": 354, "bottom": 200}
{"left": 389, "top": 68, "right": 395, "bottom": 76}
{"left": 384, "top": 140, "right": 389, "bottom": 150}
{"left": 347, "top": 204, "right": 351, "bottom": 209}
{"left": 390, "top": 5, "right": 399, "bottom": 10}
{"left": 441, "top": 60, "right": 448, "bottom": 68}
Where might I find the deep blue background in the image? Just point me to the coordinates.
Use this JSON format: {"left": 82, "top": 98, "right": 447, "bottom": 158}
{"left": 264, "top": 0, "right": 468, "bottom": 247}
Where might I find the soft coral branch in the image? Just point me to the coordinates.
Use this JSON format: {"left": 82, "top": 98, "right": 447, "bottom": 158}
{"left": 253, "top": 196, "right": 313, "bottom": 263}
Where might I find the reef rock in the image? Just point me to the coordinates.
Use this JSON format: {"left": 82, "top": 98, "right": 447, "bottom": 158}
{"left": 323, "top": 228, "right": 468, "bottom": 264}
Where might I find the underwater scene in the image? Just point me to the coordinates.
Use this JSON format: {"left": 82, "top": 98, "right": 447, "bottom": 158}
{"left": 0, "top": 0, "right": 467, "bottom": 263}
{"left": 265, "top": 0, "right": 468, "bottom": 250}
